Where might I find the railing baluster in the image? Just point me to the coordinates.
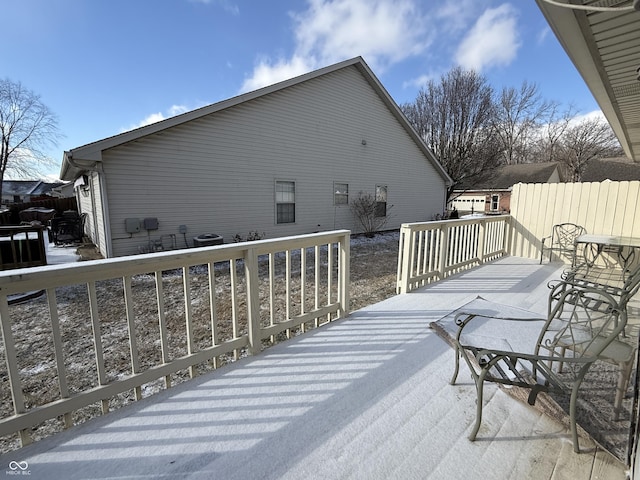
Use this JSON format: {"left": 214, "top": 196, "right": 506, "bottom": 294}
{"left": 300, "top": 247, "right": 306, "bottom": 332}
{"left": 230, "top": 259, "right": 240, "bottom": 360}
{"left": 416, "top": 231, "right": 424, "bottom": 286}
{"left": 87, "top": 281, "right": 109, "bottom": 414}
{"left": 478, "top": 220, "right": 486, "bottom": 263}
{"left": 314, "top": 245, "right": 320, "bottom": 328}
{"left": 182, "top": 267, "right": 196, "bottom": 378}
{"left": 268, "top": 253, "right": 275, "bottom": 343}
{"left": 207, "top": 262, "right": 219, "bottom": 368}
{"left": 46, "top": 288, "right": 72, "bottom": 429}
{"left": 285, "top": 249, "right": 292, "bottom": 338}
{"left": 327, "top": 243, "right": 333, "bottom": 321}
{"left": 154, "top": 270, "right": 171, "bottom": 387}
{"left": 123, "top": 276, "right": 141, "bottom": 400}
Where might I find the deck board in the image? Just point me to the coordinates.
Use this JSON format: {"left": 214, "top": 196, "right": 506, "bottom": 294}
{"left": 0, "top": 257, "right": 628, "bottom": 479}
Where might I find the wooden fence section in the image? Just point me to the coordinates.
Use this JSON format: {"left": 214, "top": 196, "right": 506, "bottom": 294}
{"left": 0, "top": 230, "right": 349, "bottom": 448}
{"left": 1, "top": 197, "right": 78, "bottom": 225}
{"left": 510, "top": 181, "right": 640, "bottom": 259}
{"left": 396, "top": 215, "right": 509, "bottom": 294}
{"left": 0, "top": 226, "right": 47, "bottom": 270}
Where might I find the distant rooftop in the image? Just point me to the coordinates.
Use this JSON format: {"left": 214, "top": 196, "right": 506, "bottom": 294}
{"left": 582, "top": 157, "right": 640, "bottom": 183}
{"left": 457, "top": 162, "right": 561, "bottom": 190}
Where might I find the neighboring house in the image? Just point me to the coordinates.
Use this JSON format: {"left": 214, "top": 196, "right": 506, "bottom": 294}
{"left": 1, "top": 180, "right": 65, "bottom": 204}
{"left": 60, "top": 57, "right": 452, "bottom": 258}
{"left": 581, "top": 157, "right": 640, "bottom": 182}
{"left": 50, "top": 182, "right": 75, "bottom": 198}
{"left": 449, "top": 162, "right": 561, "bottom": 215}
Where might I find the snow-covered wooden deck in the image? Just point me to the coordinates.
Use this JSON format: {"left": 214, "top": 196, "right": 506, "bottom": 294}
{"left": 0, "top": 257, "right": 628, "bottom": 479}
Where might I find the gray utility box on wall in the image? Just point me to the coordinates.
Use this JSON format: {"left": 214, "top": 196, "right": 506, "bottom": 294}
{"left": 125, "top": 218, "right": 141, "bottom": 234}
{"left": 143, "top": 218, "right": 159, "bottom": 231}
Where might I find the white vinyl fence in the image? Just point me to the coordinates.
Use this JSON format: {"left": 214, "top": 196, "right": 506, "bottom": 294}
{"left": 510, "top": 180, "right": 640, "bottom": 259}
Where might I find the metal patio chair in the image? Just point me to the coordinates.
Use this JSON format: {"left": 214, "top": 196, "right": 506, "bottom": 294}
{"left": 448, "top": 284, "right": 624, "bottom": 453}
{"left": 551, "top": 256, "right": 640, "bottom": 420}
{"left": 540, "top": 222, "right": 586, "bottom": 264}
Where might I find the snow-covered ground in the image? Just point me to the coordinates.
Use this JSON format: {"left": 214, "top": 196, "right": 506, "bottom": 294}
{"left": 44, "top": 236, "right": 81, "bottom": 265}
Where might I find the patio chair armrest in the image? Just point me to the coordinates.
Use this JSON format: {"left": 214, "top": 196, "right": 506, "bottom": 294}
{"left": 471, "top": 347, "right": 595, "bottom": 366}
{"left": 454, "top": 310, "right": 544, "bottom": 331}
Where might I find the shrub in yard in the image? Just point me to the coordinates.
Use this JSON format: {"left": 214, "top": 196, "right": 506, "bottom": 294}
{"left": 233, "top": 231, "right": 266, "bottom": 242}
{"left": 350, "top": 191, "right": 392, "bottom": 237}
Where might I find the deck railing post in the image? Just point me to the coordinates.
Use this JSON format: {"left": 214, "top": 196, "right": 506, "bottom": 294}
{"left": 398, "top": 224, "right": 414, "bottom": 294}
{"left": 244, "top": 246, "right": 262, "bottom": 355}
{"left": 477, "top": 219, "right": 486, "bottom": 264}
{"left": 439, "top": 223, "right": 450, "bottom": 280}
{"left": 338, "top": 231, "right": 350, "bottom": 316}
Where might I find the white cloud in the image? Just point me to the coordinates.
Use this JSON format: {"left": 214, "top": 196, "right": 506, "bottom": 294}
{"left": 569, "top": 109, "right": 605, "bottom": 126}
{"left": 435, "top": 0, "right": 479, "bottom": 33}
{"left": 240, "top": 56, "right": 314, "bottom": 93}
{"left": 402, "top": 72, "right": 440, "bottom": 89}
{"left": 455, "top": 4, "right": 520, "bottom": 72}
{"left": 240, "top": 0, "right": 432, "bottom": 93}
{"left": 537, "top": 26, "right": 550, "bottom": 45}
{"left": 189, "top": 0, "right": 239, "bottom": 15}
{"left": 122, "top": 105, "right": 190, "bottom": 132}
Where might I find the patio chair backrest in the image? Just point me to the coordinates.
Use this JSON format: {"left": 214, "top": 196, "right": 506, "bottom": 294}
{"left": 535, "top": 284, "right": 624, "bottom": 375}
{"left": 540, "top": 223, "right": 586, "bottom": 264}
{"left": 553, "top": 223, "right": 586, "bottom": 250}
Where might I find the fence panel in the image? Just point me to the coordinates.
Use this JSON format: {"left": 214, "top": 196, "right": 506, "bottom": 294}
{"left": 510, "top": 181, "right": 640, "bottom": 259}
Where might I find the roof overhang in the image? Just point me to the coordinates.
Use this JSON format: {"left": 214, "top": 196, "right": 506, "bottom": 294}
{"left": 536, "top": 0, "right": 640, "bottom": 161}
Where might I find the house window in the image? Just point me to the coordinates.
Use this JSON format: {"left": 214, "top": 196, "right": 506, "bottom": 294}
{"left": 334, "top": 182, "right": 349, "bottom": 205}
{"left": 375, "top": 185, "right": 387, "bottom": 217}
{"left": 275, "top": 180, "right": 295, "bottom": 224}
{"left": 491, "top": 194, "right": 499, "bottom": 211}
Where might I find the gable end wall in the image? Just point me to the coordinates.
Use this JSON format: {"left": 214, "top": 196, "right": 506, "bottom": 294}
{"left": 100, "top": 66, "right": 446, "bottom": 256}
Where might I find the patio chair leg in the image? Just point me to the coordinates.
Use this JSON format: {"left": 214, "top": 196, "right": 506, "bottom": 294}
{"left": 451, "top": 346, "right": 461, "bottom": 385}
{"left": 469, "top": 369, "right": 486, "bottom": 441}
{"left": 613, "top": 358, "right": 634, "bottom": 421}
{"left": 570, "top": 383, "right": 581, "bottom": 453}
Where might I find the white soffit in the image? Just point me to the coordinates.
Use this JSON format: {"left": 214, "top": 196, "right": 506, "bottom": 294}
{"left": 536, "top": 0, "right": 640, "bottom": 161}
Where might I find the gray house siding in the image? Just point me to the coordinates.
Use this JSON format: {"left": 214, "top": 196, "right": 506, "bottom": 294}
{"left": 64, "top": 59, "right": 450, "bottom": 258}
{"left": 76, "top": 172, "right": 107, "bottom": 255}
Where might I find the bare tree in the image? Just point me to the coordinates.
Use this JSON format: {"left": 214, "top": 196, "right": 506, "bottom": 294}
{"left": 531, "top": 102, "right": 577, "bottom": 164}
{"left": 493, "top": 81, "right": 552, "bottom": 165}
{"left": 559, "top": 117, "right": 622, "bottom": 181}
{"left": 401, "top": 67, "right": 501, "bottom": 200}
{"left": 0, "top": 79, "right": 61, "bottom": 199}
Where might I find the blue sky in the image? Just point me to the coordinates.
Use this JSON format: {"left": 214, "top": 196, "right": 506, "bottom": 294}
{"left": 5, "top": 0, "right": 601, "bottom": 179}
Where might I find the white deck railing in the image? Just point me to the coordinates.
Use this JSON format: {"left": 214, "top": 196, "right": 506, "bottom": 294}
{"left": 0, "top": 230, "right": 349, "bottom": 448}
{"left": 396, "top": 216, "right": 510, "bottom": 294}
